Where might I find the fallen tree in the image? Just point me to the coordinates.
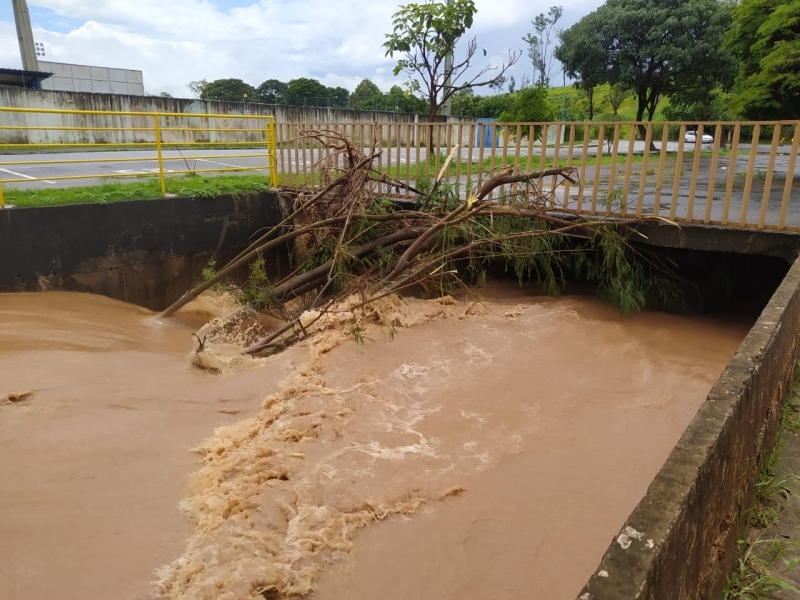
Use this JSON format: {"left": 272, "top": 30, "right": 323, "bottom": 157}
{"left": 159, "top": 127, "right": 681, "bottom": 357}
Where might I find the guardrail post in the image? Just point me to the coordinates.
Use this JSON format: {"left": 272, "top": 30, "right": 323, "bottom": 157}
{"left": 266, "top": 120, "right": 279, "bottom": 187}
{"left": 153, "top": 114, "right": 167, "bottom": 197}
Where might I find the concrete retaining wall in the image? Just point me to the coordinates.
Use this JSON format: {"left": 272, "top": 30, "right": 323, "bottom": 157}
{"left": 578, "top": 255, "right": 800, "bottom": 599}
{"left": 0, "top": 192, "right": 284, "bottom": 310}
{"left": 0, "top": 87, "right": 466, "bottom": 145}
{"left": 2, "top": 191, "right": 799, "bottom": 597}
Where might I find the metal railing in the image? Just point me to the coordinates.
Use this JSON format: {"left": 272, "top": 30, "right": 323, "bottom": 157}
{"left": 0, "top": 106, "right": 279, "bottom": 206}
{"left": 277, "top": 120, "right": 800, "bottom": 231}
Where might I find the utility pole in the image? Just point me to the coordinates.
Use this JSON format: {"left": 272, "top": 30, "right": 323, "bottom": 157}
{"left": 12, "top": 0, "right": 39, "bottom": 71}
{"left": 441, "top": 0, "right": 453, "bottom": 117}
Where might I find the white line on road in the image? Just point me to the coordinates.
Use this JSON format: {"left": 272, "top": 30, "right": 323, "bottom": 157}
{"left": 114, "top": 169, "right": 175, "bottom": 174}
{"left": 0, "top": 168, "right": 56, "bottom": 184}
{"left": 195, "top": 158, "right": 252, "bottom": 169}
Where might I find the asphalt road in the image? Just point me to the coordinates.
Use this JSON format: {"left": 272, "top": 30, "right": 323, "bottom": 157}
{"left": 2, "top": 143, "right": 798, "bottom": 228}
{"left": 1, "top": 142, "right": 797, "bottom": 186}
{"left": 0, "top": 148, "right": 273, "bottom": 189}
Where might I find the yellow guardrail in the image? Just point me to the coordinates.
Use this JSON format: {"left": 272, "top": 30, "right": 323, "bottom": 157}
{"left": 280, "top": 120, "right": 800, "bottom": 231}
{"left": 0, "top": 106, "right": 279, "bottom": 206}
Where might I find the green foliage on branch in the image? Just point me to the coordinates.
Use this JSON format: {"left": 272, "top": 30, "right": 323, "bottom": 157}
{"left": 556, "top": 0, "right": 735, "bottom": 127}
{"left": 522, "top": 6, "right": 563, "bottom": 87}
{"left": 725, "top": 0, "right": 800, "bottom": 120}
{"left": 498, "top": 86, "right": 558, "bottom": 135}
{"left": 383, "top": 0, "right": 519, "bottom": 121}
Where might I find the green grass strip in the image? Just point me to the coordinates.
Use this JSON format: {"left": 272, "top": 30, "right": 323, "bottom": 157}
{"left": 2, "top": 174, "right": 275, "bottom": 207}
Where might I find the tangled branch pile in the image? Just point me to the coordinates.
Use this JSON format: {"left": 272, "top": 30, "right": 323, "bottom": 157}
{"left": 160, "top": 128, "right": 679, "bottom": 356}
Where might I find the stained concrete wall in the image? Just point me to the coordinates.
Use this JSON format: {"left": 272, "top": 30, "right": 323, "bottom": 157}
{"left": 38, "top": 61, "right": 145, "bottom": 96}
{"left": 2, "top": 191, "right": 799, "bottom": 597}
{"left": 578, "top": 255, "right": 800, "bottom": 600}
{"left": 0, "top": 87, "right": 467, "bottom": 145}
{"left": 632, "top": 222, "right": 800, "bottom": 262}
{"left": 0, "top": 192, "right": 285, "bottom": 310}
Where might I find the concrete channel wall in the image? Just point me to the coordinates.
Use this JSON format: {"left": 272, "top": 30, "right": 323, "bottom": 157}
{"left": 1, "top": 192, "right": 800, "bottom": 597}
{"left": 0, "top": 87, "right": 465, "bottom": 145}
{"left": 0, "top": 192, "right": 284, "bottom": 310}
{"left": 578, "top": 255, "right": 800, "bottom": 600}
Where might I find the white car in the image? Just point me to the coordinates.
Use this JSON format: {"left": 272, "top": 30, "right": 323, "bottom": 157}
{"left": 685, "top": 130, "right": 714, "bottom": 144}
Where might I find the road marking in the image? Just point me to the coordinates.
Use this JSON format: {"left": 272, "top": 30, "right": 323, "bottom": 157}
{"left": 0, "top": 167, "right": 56, "bottom": 184}
{"left": 114, "top": 168, "right": 174, "bottom": 174}
{"left": 195, "top": 158, "right": 246, "bottom": 169}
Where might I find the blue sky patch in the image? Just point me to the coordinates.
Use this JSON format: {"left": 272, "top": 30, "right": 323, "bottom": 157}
{"left": 0, "top": 4, "right": 85, "bottom": 35}
{"left": 28, "top": 6, "right": 86, "bottom": 35}
{"left": 215, "top": 0, "right": 257, "bottom": 9}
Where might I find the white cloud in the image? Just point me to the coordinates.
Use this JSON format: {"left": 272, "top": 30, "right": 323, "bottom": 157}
{"left": 0, "top": 0, "right": 604, "bottom": 97}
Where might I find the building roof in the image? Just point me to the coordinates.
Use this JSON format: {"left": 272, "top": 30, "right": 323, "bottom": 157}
{"left": 0, "top": 67, "right": 53, "bottom": 88}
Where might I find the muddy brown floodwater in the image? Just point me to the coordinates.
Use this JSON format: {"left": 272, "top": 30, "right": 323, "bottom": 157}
{"left": 0, "top": 288, "right": 749, "bottom": 600}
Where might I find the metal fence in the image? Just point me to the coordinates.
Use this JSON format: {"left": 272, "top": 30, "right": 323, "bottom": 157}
{"left": 2, "top": 112, "right": 799, "bottom": 232}
{"left": 278, "top": 120, "right": 800, "bottom": 231}
{"left": 0, "top": 106, "right": 279, "bottom": 205}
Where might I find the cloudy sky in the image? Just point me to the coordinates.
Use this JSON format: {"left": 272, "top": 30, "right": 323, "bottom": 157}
{"left": 0, "top": 0, "right": 605, "bottom": 97}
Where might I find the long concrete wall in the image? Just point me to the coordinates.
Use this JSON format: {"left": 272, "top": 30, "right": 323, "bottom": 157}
{"left": 0, "top": 87, "right": 466, "bottom": 145}
{"left": 578, "top": 255, "right": 800, "bottom": 600}
{"left": 0, "top": 192, "right": 286, "bottom": 310}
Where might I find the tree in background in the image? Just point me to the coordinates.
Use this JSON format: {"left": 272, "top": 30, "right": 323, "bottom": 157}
{"left": 450, "top": 88, "right": 481, "bottom": 117}
{"left": 382, "top": 85, "right": 429, "bottom": 113}
{"left": 200, "top": 78, "right": 257, "bottom": 102}
{"left": 450, "top": 87, "right": 555, "bottom": 121}
{"left": 475, "top": 93, "right": 517, "bottom": 119}
{"left": 508, "top": 76, "right": 516, "bottom": 94}
{"left": 285, "top": 78, "right": 329, "bottom": 106}
{"left": 594, "top": 113, "right": 628, "bottom": 153}
{"left": 488, "top": 75, "right": 508, "bottom": 93}
{"left": 327, "top": 86, "right": 351, "bottom": 108}
{"left": 383, "top": 0, "right": 520, "bottom": 122}
{"left": 351, "top": 79, "right": 383, "bottom": 110}
{"left": 562, "top": 92, "right": 590, "bottom": 121}
{"left": 725, "top": 0, "right": 800, "bottom": 120}
{"left": 522, "top": 6, "right": 563, "bottom": 87}
{"left": 579, "top": 85, "right": 597, "bottom": 121}
{"left": 663, "top": 89, "right": 735, "bottom": 121}
{"left": 606, "top": 83, "right": 629, "bottom": 116}
{"left": 256, "top": 79, "right": 288, "bottom": 104}
{"left": 557, "top": 0, "right": 734, "bottom": 139}
{"left": 187, "top": 79, "right": 209, "bottom": 98}
{"left": 554, "top": 17, "right": 605, "bottom": 121}
{"left": 498, "top": 86, "right": 558, "bottom": 139}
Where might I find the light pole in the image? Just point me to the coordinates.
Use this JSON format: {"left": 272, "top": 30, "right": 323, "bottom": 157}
{"left": 12, "top": 0, "right": 39, "bottom": 71}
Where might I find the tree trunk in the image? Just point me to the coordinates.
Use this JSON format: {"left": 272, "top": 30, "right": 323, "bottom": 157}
{"left": 427, "top": 100, "right": 438, "bottom": 124}
{"left": 635, "top": 95, "right": 657, "bottom": 152}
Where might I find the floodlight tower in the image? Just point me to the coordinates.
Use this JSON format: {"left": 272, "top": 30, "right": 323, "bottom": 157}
{"left": 12, "top": 0, "right": 39, "bottom": 71}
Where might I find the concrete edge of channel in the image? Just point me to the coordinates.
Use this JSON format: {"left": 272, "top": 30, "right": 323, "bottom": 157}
{"left": 577, "top": 255, "right": 800, "bottom": 599}
{"left": 630, "top": 222, "right": 800, "bottom": 261}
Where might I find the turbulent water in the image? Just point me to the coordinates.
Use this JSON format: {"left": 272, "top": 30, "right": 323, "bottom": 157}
{"left": 0, "top": 288, "right": 748, "bottom": 600}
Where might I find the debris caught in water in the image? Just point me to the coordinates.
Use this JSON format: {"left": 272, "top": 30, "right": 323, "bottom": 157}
{"left": 4, "top": 390, "right": 33, "bottom": 404}
{"left": 157, "top": 128, "right": 679, "bottom": 359}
